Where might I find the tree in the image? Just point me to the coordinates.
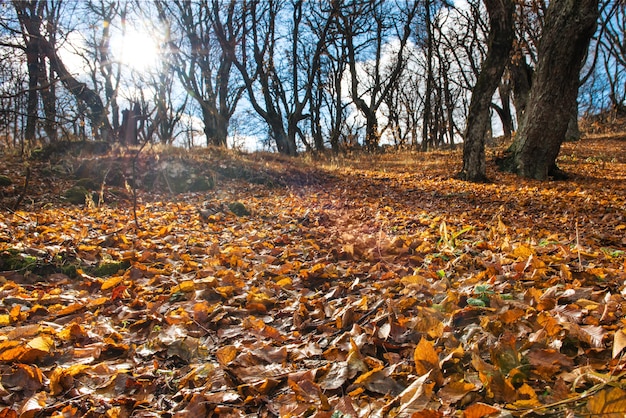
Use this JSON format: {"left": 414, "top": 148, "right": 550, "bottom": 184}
{"left": 11, "top": 0, "right": 62, "bottom": 144}
{"left": 457, "top": 0, "right": 514, "bottom": 182}
{"left": 499, "top": 0, "right": 599, "bottom": 180}
{"left": 155, "top": 0, "right": 243, "bottom": 147}
{"left": 87, "top": 0, "right": 125, "bottom": 133}
{"left": 218, "top": 0, "right": 336, "bottom": 155}
{"left": 340, "top": 0, "right": 418, "bottom": 152}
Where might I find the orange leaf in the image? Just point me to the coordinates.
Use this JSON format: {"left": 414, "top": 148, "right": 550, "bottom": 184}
{"left": 414, "top": 338, "right": 439, "bottom": 376}
{"left": 587, "top": 387, "right": 626, "bottom": 417}
{"left": 412, "top": 410, "right": 443, "bottom": 418}
{"left": 463, "top": 402, "right": 500, "bottom": 418}
{"left": 216, "top": 345, "right": 238, "bottom": 366}
{"left": 0, "top": 407, "right": 18, "bottom": 418}
{"left": 101, "top": 275, "right": 123, "bottom": 291}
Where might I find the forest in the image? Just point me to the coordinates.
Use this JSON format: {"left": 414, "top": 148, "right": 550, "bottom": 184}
{"left": 0, "top": 0, "right": 626, "bottom": 417}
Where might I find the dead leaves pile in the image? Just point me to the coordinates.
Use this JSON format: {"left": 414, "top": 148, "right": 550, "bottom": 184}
{"left": 0, "top": 137, "right": 625, "bottom": 417}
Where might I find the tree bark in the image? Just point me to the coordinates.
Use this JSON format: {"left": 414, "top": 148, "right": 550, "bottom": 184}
{"left": 501, "top": 0, "right": 598, "bottom": 180}
{"left": 13, "top": 1, "right": 44, "bottom": 143}
{"left": 42, "top": 39, "right": 114, "bottom": 141}
{"left": 510, "top": 56, "right": 532, "bottom": 128}
{"left": 457, "top": 0, "right": 514, "bottom": 182}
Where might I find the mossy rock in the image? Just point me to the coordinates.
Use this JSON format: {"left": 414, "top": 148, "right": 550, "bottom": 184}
{"left": 0, "top": 249, "right": 37, "bottom": 271}
{"left": 0, "top": 175, "right": 12, "bottom": 187}
{"left": 165, "top": 175, "right": 187, "bottom": 193}
{"left": 228, "top": 201, "right": 250, "bottom": 216}
{"left": 0, "top": 249, "right": 81, "bottom": 279}
{"left": 74, "top": 178, "right": 99, "bottom": 190}
{"left": 90, "top": 260, "right": 131, "bottom": 277}
{"left": 63, "top": 186, "right": 90, "bottom": 204}
{"left": 32, "top": 140, "right": 111, "bottom": 160}
{"left": 189, "top": 176, "right": 214, "bottom": 192}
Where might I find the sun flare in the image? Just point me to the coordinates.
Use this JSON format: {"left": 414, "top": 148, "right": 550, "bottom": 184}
{"left": 114, "top": 29, "right": 159, "bottom": 72}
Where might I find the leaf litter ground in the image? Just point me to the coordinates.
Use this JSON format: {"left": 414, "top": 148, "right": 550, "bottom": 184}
{"left": 0, "top": 137, "right": 625, "bottom": 417}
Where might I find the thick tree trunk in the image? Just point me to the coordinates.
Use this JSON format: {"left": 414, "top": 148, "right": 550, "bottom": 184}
{"left": 501, "top": 0, "right": 598, "bottom": 180}
{"left": 457, "top": 0, "right": 514, "bottom": 182}
{"left": 565, "top": 99, "right": 581, "bottom": 142}
{"left": 510, "top": 56, "right": 532, "bottom": 126}
{"left": 13, "top": 1, "right": 44, "bottom": 143}
{"left": 202, "top": 106, "right": 228, "bottom": 147}
{"left": 268, "top": 114, "right": 296, "bottom": 156}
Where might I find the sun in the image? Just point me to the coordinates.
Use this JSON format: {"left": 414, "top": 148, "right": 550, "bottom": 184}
{"left": 113, "top": 29, "right": 160, "bottom": 72}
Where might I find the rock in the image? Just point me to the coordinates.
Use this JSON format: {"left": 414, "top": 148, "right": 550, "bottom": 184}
{"left": 63, "top": 186, "right": 90, "bottom": 204}
{"left": 228, "top": 201, "right": 250, "bottom": 216}
{"left": 74, "top": 178, "right": 99, "bottom": 190}
{"left": 189, "top": 176, "right": 214, "bottom": 192}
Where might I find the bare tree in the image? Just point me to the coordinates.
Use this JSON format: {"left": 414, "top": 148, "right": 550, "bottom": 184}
{"left": 11, "top": 0, "right": 63, "bottom": 144}
{"left": 217, "top": 0, "right": 336, "bottom": 155}
{"left": 339, "top": 0, "right": 418, "bottom": 152}
{"left": 155, "top": 0, "right": 243, "bottom": 147}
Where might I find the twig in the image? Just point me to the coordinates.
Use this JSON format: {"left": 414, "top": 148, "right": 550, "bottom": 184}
{"left": 519, "top": 380, "right": 606, "bottom": 417}
{"left": 576, "top": 219, "right": 583, "bottom": 271}
{"left": 130, "top": 141, "right": 149, "bottom": 229}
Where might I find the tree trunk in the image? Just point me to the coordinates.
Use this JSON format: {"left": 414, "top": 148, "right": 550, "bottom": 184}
{"left": 501, "top": 0, "right": 598, "bottom": 180}
{"left": 13, "top": 1, "right": 44, "bottom": 144}
{"left": 510, "top": 56, "right": 532, "bottom": 128}
{"left": 202, "top": 106, "right": 228, "bottom": 147}
{"left": 457, "top": 0, "right": 514, "bottom": 182}
{"left": 493, "top": 79, "right": 513, "bottom": 138}
{"left": 42, "top": 40, "right": 114, "bottom": 142}
{"left": 565, "top": 99, "right": 581, "bottom": 142}
{"left": 421, "top": 0, "right": 434, "bottom": 151}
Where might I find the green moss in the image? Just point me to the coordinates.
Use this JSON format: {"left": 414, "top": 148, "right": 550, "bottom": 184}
{"left": 0, "top": 250, "right": 37, "bottom": 271}
{"left": 64, "top": 186, "right": 90, "bottom": 204}
{"left": 228, "top": 201, "right": 250, "bottom": 216}
{"left": 0, "top": 175, "right": 12, "bottom": 187}
{"left": 61, "top": 264, "right": 78, "bottom": 278}
{"left": 91, "top": 260, "right": 131, "bottom": 277}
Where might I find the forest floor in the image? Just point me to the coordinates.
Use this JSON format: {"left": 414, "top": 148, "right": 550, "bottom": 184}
{"left": 0, "top": 135, "right": 625, "bottom": 417}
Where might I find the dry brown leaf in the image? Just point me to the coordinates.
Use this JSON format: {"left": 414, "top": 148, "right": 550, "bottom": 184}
{"left": 587, "top": 387, "right": 626, "bottom": 417}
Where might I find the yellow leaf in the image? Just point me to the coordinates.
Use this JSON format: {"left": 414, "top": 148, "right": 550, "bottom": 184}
{"left": 172, "top": 280, "right": 195, "bottom": 293}
{"left": 0, "top": 345, "right": 26, "bottom": 362}
{"left": 215, "top": 286, "right": 234, "bottom": 298}
{"left": 27, "top": 336, "right": 53, "bottom": 353}
{"left": 274, "top": 276, "right": 292, "bottom": 287}
{"left": 216, "top": 345, "right": 238, "bottom": 366}
{"left": 511, "top": 244, "right": 534, "bottom": 259}
{"left": 508, "top": 383, "right": 540, "bottom": 408}
{"left": 101, "top": 276, "right": 123, "bottom": 291}
{"left": 87, "top": 297, "right": 109, "bottom": 309}
{"left": 400, "top": 275, "right": 429, "bottom": 286}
